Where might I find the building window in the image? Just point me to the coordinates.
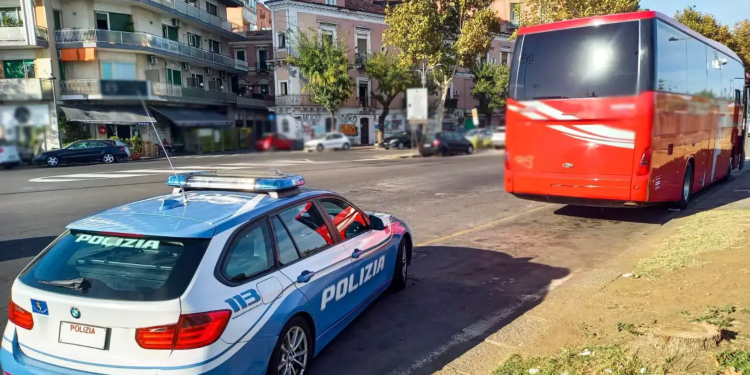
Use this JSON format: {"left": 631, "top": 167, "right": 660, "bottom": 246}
{"left": 509, "top": 3, "right": 520, "bottom": 25}
{"left": 101, "top": 61, "right": 136, "bottom": 80}
{"left": 235, "top": 49, "right": 246, "bottom": 61}
{"left": 189, "top": 73, "right": 204, "bottom": 88}
{"left": 209, "top": 39, "right": 221, "bottom": 54}
{"left": 277, "top": 32, "right": 286, "bottom": 48}
{"left": 3, "top": 60, "right": 34, "bottom": 78}
{"left": 260, "top": 83, "right": 269, "bottom": 94}
{"left": 355, "top": 34, "right": 368, "bottom": 54}
{"left": 281, "top": 119, "right": 289, "bottom": 133}
{"left": 206, "top": 1, "right": 218, "bottom": 16}
{"left": 163, "top": 24, "right": 178, "bottom": 41}
{"left": 0, "top": 8, "right": 22, "bottom": 27}
{"left": 96, "top": 12, "right": 131, "bottom": 32}
{"left": 166, "top": 68, "right": 182, "bottom": 86}
{"left": 279, "top": 81, "right": 288, "bottom": 96}
{"left": 325, "top": 0, "right": 335, "bottom": 5}
{"left": 95, "top": 12, "right": 109, "bottom": 30}
{"left": 188, "top": 33, "right": 201, "bottom": 48}
{"left": 501, "top": 52, "right": 509, "bottom": 65}
{"left": 53, "top": 9, "right": 62, "bottom": 30}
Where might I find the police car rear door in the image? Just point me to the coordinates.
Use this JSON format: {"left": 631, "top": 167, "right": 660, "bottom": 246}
{"left": 318, "top": 198, "right": 393, "bottom": 305}
{"left": 273, "top": 201, "right": 358, "bottom": 339}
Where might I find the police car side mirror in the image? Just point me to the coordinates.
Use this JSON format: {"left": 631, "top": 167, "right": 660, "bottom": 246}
{"left": 369, "top": 215, "right": 386, "bottom": 231}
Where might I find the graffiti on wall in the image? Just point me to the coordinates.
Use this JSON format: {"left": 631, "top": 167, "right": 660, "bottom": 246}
{"left": 337, "top": 114, "right": 359, "bottom": 137}
{"left": 294, "top": 114, "right": 321, "bottom": 140}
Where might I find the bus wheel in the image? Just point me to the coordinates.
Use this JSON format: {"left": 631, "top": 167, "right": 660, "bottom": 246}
{"left": 722, "top": 155, "right": 733, "bottom": 182}
{"left": 675, "top": 166, "right": 693, "bottom": 210}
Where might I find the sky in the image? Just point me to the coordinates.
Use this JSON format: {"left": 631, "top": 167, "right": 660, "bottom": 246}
{"left": 640, "top": 0, "right": 750, "bottom": 26}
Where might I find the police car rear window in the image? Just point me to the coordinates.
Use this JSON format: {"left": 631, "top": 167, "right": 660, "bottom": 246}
{"left": 19, "top": 231, "right": 210, "bottom": 301}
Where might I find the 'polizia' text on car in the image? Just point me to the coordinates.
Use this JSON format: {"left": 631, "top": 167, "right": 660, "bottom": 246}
{"left": 2, "top": 171, "right": 413, "bottom": 375}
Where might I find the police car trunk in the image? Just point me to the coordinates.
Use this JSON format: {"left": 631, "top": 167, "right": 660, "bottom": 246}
{"left": 8, "top": 229, "right": 213, "bottom": 372}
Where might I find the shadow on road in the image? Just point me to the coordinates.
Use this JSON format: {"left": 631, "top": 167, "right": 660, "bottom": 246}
{"left": 310, "top": 245, "right": 570, "bottom": 375}
{"left": 0, "top": 236, "right": 56, "bottom": 262}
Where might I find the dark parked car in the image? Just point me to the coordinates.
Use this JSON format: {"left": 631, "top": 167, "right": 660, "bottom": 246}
{"left": 35, "top": 140, "right": 130, "bottom": 167}
{"left": 419, "top": 131, "right": 474, "bottom": 157}
{"left": 383, "top": 131, "right": 414, "bottom": 149}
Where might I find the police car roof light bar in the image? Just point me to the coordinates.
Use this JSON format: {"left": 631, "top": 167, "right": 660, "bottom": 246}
{"left": 166, "top": 172, "right": 305, "bottom": 195}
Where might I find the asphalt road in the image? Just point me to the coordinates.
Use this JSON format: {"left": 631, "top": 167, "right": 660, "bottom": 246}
{"left": 0, "top": 149, "right": 716, "bottom": 374}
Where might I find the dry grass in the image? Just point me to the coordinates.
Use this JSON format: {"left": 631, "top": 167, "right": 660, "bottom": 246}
{"left": 635, "top": 210, "right": 750, "bottom": 277}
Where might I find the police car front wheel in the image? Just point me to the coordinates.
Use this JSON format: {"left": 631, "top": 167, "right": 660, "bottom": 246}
{"left": 391, "top": 239, "right": 408, "bottom": 291}
{"left": 269, "top": 316, "right": 311, "bottom": 375}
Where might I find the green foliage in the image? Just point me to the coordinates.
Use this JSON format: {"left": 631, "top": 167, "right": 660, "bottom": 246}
{"left": 715, "top": 350, "right": 750, "bottom": 374}
{"left": 674, "top": 6, "right": 734, "bottom": 48}
{"left": 513, "top": 0, "right": 640, "bottom": 31}
{"left": 384, "top": 0, "right": 501, "bottom": 128}
{"left": 494, "top": 345, "right": 649, "bottom": 375}
{"left": 732, "top": 20, "right": 750, "bottom": 67}
{"left": 616, "top": 322, "right": 643, "bottom": 336}
{"left": 692, "top": 305, "right": 735, "bottom": 329}
{"left": 471, "top": 62, "right": 509, "bottom": 125}
{"left": 364, "top": 51, "right": 418, "bottom": 142}
{"left": 1, "top": 13, "right": 22, "bottom": 27}
{"left": 129, "top": 135, "right": 143, "bottom": 154}
{"left": 288, "top": 28, "right": 352, "bottom": 125}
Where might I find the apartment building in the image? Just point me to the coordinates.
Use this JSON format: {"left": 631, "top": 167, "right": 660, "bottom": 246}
{"left": 261, "top": 0, "right": 516, "bottom": 145}
{"left": 0, "top": 0, "right": 58, "bottom": 150}
{"left": 229, "top": 29, "right": 274, "bottom": 142}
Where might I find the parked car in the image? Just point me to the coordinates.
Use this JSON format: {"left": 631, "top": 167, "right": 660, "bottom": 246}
{"left": 0, "top": 142, "right": 21, "bottom": 169}
{"left": 35, "top": 140, "right": 130, "bottom": 167}
{"left": 256, "top": 133, "right": 294, "bottom": 151}
{"left": 419, "top": 131, "right": 474, "bottom": 157}
{"left": 492, "top": 127, "right": 506, "bottom": 149}
{"left": 383, "top": 131, "right": 413, "bottom": 149}
{"left": 464, "top": 128, "right": 493, "bottom": 149}
{"left": 101, "top": 140, "right": 131, "bottom": 159}
{"left": 305, "top": 132, "right": 351, "bottom": 151}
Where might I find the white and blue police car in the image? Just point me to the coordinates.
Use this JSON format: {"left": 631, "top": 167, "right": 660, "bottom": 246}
{"left": 2, "top": 171, "right": 412, "bottom": 375}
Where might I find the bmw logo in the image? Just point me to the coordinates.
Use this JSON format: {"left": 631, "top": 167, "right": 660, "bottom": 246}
{"left": 70, "top": 307, "right": 80, "bottom": 319}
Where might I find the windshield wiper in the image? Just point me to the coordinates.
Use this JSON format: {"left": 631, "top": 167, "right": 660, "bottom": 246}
{"left": 39, "top": 277, "right": 91, "bottom": 291}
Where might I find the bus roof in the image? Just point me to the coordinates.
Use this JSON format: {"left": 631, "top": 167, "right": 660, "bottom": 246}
{"left": 517, "top": 11, "right": 743, "bottom": 65}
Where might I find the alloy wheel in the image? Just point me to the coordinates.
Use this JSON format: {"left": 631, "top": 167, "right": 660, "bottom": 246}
{"left": 278, "top": 326, "right": 308, "bottom": 375}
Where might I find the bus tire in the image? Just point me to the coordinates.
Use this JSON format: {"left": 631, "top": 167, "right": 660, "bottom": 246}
{"left": 675, "top": 165, "right": 693, "bottom": 210}
{"left": 722, "top": 154, "right": 733, "bottom": 182}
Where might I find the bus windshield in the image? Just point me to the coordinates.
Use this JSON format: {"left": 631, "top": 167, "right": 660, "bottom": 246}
{"left": 511, "top": 20, "right": 641, "bottom": 101}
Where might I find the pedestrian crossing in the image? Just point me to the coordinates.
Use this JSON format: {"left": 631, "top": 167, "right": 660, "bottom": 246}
{"left": 29, "top": 159, "right": 325, "bottom": 183}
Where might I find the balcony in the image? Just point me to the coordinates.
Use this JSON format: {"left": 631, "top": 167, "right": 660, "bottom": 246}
{"left": 237, "top": 93, "right": 274, "bottom": 108}
{"left": 0, "top": 79, "right": 53, "bottom": 101}
{"left": 0, "top": 24, "right": 48, "bottom": 48}
{"left": 242, "top": 7, "right": 257, "bottom": 26}
{"left": 275, "top": 94, "right": 319, "bottom": 107}
{"left": 352, "top": 52, "right": 370, "bottom": 69}
{"left": 60, "top": 79, "right": 238, "bottom": 104}
{"left": 56, "top": 29, "right": 248, "bottom": 74}
{"left": 125, "top": 0, "right": 247, "bottom": 40}
{"left": 357, "top": 95, "right": 375, "bottom": 108}
{"left": 272, "top": 47, "right": 291, "bottom": 61}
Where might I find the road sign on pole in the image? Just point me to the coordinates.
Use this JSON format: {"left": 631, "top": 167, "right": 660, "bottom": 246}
{"left": 407, "top": 88, "right": 428, "bottom": 122}
{"left": 471, "top": 108, "right": 479, "bottom": 127}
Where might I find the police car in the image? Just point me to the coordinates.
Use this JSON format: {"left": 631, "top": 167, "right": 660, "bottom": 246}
{"left": 2, "top": 171, "right": 413, "bottom": 375}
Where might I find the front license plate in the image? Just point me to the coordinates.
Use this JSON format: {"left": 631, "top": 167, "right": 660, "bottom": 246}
{"left": 59, "top": 322, "right": 107, "bottom": 349}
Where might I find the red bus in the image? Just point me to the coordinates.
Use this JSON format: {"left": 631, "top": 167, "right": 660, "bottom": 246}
{"left": 505, "top": 11, "right": 748, "bottom": 208}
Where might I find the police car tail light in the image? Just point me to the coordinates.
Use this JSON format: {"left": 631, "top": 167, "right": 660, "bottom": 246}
{"left": 8, "top": 300, "right": 33, "bottom": 330}
{"left": 135, "top": 310, "right": 231, "bottom": 350}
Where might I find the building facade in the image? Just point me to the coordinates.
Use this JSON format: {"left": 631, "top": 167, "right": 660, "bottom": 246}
{"left": 259, "top": 0, "right": 516, "bottom": 145}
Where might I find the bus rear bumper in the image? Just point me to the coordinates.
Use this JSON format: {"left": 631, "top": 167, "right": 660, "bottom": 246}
{"left": 507, "top": 172, "right": 651, "bottom": 206}
{"left": 511, "top": 193, "right": 656, "bottom": 208}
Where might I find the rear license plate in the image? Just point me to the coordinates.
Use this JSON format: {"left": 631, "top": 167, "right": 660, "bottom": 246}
{"left": 59, "top": 322, "right": 107, "bottom": 349}
{"left": 423, "top": 144, "right": 432, "bottom": 148}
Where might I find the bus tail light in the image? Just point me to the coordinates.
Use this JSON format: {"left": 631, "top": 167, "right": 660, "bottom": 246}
{"left": 136, "top": 310, "right": 231, "bottom": 350}
{"left": 8, "top": 300, "right": 34, "bottom": 330}
{"left": 505, "top": 152, "right": 510, "bottom": 170}
{"left": 637, "top": 147, "right": 652, "bottom": 176}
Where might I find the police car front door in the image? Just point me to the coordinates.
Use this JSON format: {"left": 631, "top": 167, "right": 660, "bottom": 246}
{"left": 272, "top": 201, "right": 359, "bottom": 340}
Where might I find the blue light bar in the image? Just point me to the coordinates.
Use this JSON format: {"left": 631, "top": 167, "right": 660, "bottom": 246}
{"left": 166, "top": 172, "right": 305, "bottom": 192}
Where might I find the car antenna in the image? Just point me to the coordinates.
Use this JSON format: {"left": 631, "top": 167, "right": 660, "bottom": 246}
{"left": 137, "top": 94, "right": 189, "bottom": 205}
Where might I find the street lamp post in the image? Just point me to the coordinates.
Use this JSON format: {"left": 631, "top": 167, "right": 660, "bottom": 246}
{"left": 49, "top": 75, "right": 60, "bottom": 150}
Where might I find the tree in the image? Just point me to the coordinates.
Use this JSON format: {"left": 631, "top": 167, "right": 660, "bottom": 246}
{"left": 384, "top": 0, "right": 501, "bottom": 131}
{"left": 471, "top": 62, "right": 510, "bottom": 127}
{"left": 288, "top": 28, "right": 352, "bottom": 131}
{"left": 673, "top": 6, "right": 734, "bottom": 48}
{"left": 363, "top": 50, "right": 418, "bottom": 145}
{"left": 732, "top": 20, "right": 750, "bottom": 67}
{"left": 514, "top": 0, "right": 640, "bottom": 30}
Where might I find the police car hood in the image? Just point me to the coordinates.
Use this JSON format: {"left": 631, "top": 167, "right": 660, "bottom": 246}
{"left": 67, "top": 192, "right": 274, "bottom": 238}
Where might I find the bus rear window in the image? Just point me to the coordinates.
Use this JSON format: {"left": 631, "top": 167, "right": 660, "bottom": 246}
{"left": 19, "top": 232, "right": 210, "bottom": 301}
{"left": 510, "top": 20, "right": 641, "bottom": 100}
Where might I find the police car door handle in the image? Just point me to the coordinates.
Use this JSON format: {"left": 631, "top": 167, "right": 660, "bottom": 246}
{"left": 351, "top": 248, "right": 364, "bottom": 259}
{"left": 297, "top": 270, "right": 315, "bottom": 283}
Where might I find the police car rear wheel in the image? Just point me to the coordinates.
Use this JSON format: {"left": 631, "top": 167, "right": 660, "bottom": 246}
{"left": 269, "top": 316, "right": 311, "bottom": 375}
{"left": 391, "top": 240, "right": 408, "bottom": 291}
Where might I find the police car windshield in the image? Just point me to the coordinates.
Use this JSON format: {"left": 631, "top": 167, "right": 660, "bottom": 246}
{"left": 19, "top": 231, "right": 210, "bottom": 301}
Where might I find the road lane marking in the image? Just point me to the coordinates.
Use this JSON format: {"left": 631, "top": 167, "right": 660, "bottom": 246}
{"left": 416, "top": 204, "right": 551, "bottom": 247}
{"left": 387, "top": 273, "right": 574, "bottom": 375}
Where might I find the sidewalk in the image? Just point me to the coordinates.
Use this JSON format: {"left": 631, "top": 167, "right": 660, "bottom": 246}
{"left": 435, "top": 169, "right": 750, "bottom": 375}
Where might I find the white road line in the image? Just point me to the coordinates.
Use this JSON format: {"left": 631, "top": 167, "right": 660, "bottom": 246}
{"left": 117, "top": 169, "right": 204, "bottom": 174}
{"left": 174, "top": 166, "right": 247, "bottom": 170}
{"left": 387, "top": 274, "right": 574, "bottom": 375}
{"left": 218, "top": 163, "right": 293, "bottom": 167}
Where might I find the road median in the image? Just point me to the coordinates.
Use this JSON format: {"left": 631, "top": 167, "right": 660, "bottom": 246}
{"left": 436, "top": 170, "right": 750, "bottom": 375}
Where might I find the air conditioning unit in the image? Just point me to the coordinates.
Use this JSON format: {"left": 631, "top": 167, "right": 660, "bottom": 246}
{"left": 218, "top": 71, "right": 226, "bottom": 78}
{"left": 172, "top": 19, "right": 181, "bottom": 27}
{"left": 148, "top": 55, "right": 158, "bottom": 65}
{"left": 204, "top": 67, "right": 212, "bottom": 75}
{"left": 181, "top": 62, "right": 191, "bottom": 70}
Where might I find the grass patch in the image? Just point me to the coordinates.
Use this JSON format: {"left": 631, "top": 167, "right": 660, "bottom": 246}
{"left": 715, "top": 350, "right": 750, "bottom": 374}
{"left": 616, "top": 322, "right": 643, "bottom": 336}
{"left": 493, "top": 345, "right": 650, "bottom": 375}
{"left": 691, "top": 306, "right": 735, "bottom": 329}
{"left": 635, "top": 210, "right": 750, "bottom": 277}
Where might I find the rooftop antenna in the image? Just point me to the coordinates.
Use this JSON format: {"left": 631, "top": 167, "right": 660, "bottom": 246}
{"left": 137, "top": 92, "right": 189, "bottom": 205}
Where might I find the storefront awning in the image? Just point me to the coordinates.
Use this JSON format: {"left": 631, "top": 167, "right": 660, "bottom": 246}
{"left": 59, "top": 105, "right": 155, "bottom": 126}
{"left": 150, "top": 107, "right": 233, "bottom": 128}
